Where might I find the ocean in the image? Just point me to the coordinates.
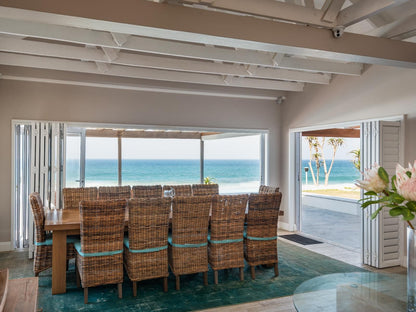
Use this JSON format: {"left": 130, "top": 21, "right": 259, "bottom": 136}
{"left": 65, "top": 159, "right": 360, "bottom": 193}
{"left": 66, "top": 159, "right": 261, "bottom": 193}
{"left": 301, "top": 159, "right": 360, "bottom": 185}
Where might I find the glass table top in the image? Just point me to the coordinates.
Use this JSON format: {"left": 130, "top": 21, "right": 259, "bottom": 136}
{"left": 293, "top": 272, "right": 407, "bottom": 312}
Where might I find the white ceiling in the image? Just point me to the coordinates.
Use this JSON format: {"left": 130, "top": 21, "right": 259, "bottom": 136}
{"left": 0, "top": 0, "right": 415, "bottom": 99}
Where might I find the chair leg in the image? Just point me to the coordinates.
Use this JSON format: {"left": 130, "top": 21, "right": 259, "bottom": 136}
{"left": 132, "top": 281, "right": 137, "bottom": 297}
{"left": 118, "top": 283, "right": 122, "bottom": 299}
{"left": 76, "top": 265, "right": 81, "bottom": 288}
{"left": 213, "top": 270, "right": 218, "bottom": 285}
{"left": 66, "top": 260, "right": 69, "bottom": 271}
{"left": 274, "top": 263, "right": 279, "bottom": 277}
{"left": 203, "top": 272, "right": 208, "bottom": 286}
{"left": 250, "top": 266, "right": 256, "bottom": 280}
{"left": 84, "top": 287, "right": 88, "bottom": 304}
{"left": 163, "top": 277, "right": 168, "bottom": 293}
{"left": 239, "top": 267, "right": 244, "bottom": 281}
{"left": 175, "top": 275, "right": 180, "bottom": 291}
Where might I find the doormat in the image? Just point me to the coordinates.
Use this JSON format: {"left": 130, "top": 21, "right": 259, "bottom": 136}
{"left": 280, "top": 234, "right": 323, "bottom": 245}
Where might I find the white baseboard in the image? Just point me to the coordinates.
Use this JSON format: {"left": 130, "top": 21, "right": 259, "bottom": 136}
{"left": 0, "top": 242, "right": 12, "bottom": 252}
{"left": 278, "top": 222, "right": 296, "bottom": 232}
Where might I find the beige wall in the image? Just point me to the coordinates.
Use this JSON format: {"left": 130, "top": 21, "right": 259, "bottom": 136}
{"left": 279, "top": 65, "right": 416, "bottom": 226}
{"left": 0, "top": 79, "right": 281, "bottom": 243}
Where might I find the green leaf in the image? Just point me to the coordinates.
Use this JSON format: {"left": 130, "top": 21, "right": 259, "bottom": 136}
{"left": 406, "top": 201, "right": 416, "bottom": 212}
{"left": 364, "top": 191, "right": 378, "bottom": 196}
{"left": 389, "top": 207, "right": 404, "bottom": 217}
{"left": 391, "top": 175, "right": 397, "bottom": 191}
{"left": 390, "top": 193, "right": 405, "bottom": 204}
{"left": 378, "top": 167, "right": 389, "bottom": 184}
{"left": 371, "top": 207, "right": 383, "bottom": 219}
{"left": 407, "top": 171, "right": 412, "bottom": 178}
{"left": 403, "top": 211, "right": 415, "bottom": 221}
{"left": 362, "top": 201, "right": 379, "bottom": 208}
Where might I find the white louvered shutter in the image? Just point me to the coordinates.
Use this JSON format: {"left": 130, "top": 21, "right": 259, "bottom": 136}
{"left": 361, "top": 120, "right": 403, "bottom": 268}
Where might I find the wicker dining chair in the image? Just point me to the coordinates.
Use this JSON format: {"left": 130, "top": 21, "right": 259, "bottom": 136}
{"left": 75, "top": 199, "right": 127, "bottom": 304}
{"left": 244, "top": 193, "right": 282, "bottom": 280}
{"left": 124, "top": 198, "right": 171, "bottom": 296}
{"left": 192, "top": 184, "right": 219, "bottom": 196}
{"left": 131, "top": 185, "right": 163, "bottom": 198}
{"left": 208, "top": 194, "right": 249, "bottom": 284}
{"left": 98, "top": 186, "right": 131, "bottom": 200}
{"left": 63, "top": 187, "right": 98, "bottom": 210}
{"left": 162, "top": 185, "right": 192, "bottom": 197}
{"left": 169, "top": 196, "right": 211, "bottom": 290}
{"left": 29, "top": 192, "right": 76, "bottom": 276}
{"left": 259, "top": 185, "right": 280, "bottom": 194}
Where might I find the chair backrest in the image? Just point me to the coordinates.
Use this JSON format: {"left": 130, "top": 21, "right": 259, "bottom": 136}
{"left": 128, "top": 198, "right": 171, "bottom": 250}
{"left": 210, "top": 195, "right": 248, "bottom": 241}
{"left": 192, "top": 184, "right": 219, "bottom": 196}
{"left": 162, "top": 185, "right": 192, "bottom": 197}
{"left": 259, "top": 185, "right": 280, "bottom": 194}
{"left": 246, "top": 193, "right": 282, "bottom": 238}
{"left": 131, "top": 185, "right": 163, "bottom": 198}
{"left": 63, "top": 187, "right": 98, "bottom": 210}
{"left": 98, "top": 186, "right": 131, "bottom": 200}
{"left": 79, "top": 199, "right": 127, "bottom": 254}
{"left": 29, "top": 192, "right": 46, "bottom": 243}
{"left": 171, "top": 196, "right": 211, "bottom": 245}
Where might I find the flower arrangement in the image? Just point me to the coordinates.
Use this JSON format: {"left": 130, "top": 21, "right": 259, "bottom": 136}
{"left": 356, "top": 161, "right": 416, "bottom": 230}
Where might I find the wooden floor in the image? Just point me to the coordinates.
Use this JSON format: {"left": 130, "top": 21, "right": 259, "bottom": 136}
{"left": 199, "top": 229, "right": 406, "bottom": 312}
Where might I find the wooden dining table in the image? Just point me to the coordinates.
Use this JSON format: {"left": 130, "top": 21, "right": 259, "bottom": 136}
{"left": 44, "top": 208, "right": 129, "bottom": 295}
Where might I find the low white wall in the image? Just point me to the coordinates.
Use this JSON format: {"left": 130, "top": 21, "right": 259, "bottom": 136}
{"left": 302, "top": 194, "right": 360, "bottom": 216}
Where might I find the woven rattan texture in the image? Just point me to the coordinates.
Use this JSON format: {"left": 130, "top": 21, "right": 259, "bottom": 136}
{"left": 208, "top": 195, "right": 248, "bottom": 270}
{"left": 169, "top": 196, "right": 211, "bottom": 275}
{"left": 191, "top": 184, "right": 219, "bottom": 196}
{"left": 98, "top": 186, "right": 131, "bottom": 200}
{"left": 131, "top": 185, "right": 163, "bottom": 198}
{"left": 63, "top": 187, "right": 98, "bottom": 210}
{"left": 30, "top": 192, "right": 75, "bottom": 275}
{"left": 259, "top": 185, "right": 280, "bottom": 194}
{"left": 244, "top": 193, "right": 282, "bottom": 266}
{"left": 77, "top": 199, "right": 126, "bottom": 288}
{"left": 124, "top": 198, "right": 170, "bottom": 282}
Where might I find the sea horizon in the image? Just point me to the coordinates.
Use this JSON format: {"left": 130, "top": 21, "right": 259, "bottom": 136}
{"left": 66, "top": 158, "right": 359, "bottom": 193}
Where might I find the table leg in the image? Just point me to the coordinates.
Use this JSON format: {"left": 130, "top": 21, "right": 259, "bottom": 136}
{"left": 52, "top": 231, "right": 67, "bottom": 294}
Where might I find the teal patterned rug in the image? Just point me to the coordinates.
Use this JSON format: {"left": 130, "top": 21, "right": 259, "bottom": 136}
{"left": 2, "top": 239, "right": 366, "bottom": 311}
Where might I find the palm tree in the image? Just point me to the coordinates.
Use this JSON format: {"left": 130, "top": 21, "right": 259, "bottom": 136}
{"left": 350, "top": 149, "right": 360, "bottom": 171}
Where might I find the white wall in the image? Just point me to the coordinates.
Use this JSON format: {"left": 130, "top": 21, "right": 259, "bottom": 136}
{"left": 279, "top": 65, "right": 416, "bottom": 226}
{"left": 0, "top": 79, "right": 282, "bottom": 244}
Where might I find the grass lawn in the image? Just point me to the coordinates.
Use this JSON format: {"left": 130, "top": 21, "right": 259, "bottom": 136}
{"left": 303, "top": 189, "right": 360, "bottom": 200}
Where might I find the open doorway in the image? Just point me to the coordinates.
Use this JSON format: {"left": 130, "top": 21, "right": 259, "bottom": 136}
{"left": 299, "top": 126, "right": 361, "bottom": 252}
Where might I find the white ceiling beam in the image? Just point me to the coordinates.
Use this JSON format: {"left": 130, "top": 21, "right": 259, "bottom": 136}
{"left": 0, "top": 52, "right": 305, "bottom": 91}
{"left": 176, "top": 0, "right": 334, "bottom": 27}
{"left": 0, "top": 37, "right": 332, "bottom": 83}
{"left": 337, "top": 0, "right": 407, "bottom": 27}
{"left": 0, "top": 18, "right": 362, "bottom": 75}
{"left": 0, "top": 0, "right": 416, "bottom": 68}
{"left": 321, "top": 0, "right": 346, "bottom": 23}
{"left": 0, "top": 65, "right": 282, "bottom": 100}
{"left": 0, "top": 1, "right": 414, "bottom": 67}
{"left": 383, "top": 13, "right": 416, "bottom": 40}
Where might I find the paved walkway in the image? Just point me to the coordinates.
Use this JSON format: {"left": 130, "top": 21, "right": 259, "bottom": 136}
{"left": 301, "top": 204, "right": 361, "bottom": 252}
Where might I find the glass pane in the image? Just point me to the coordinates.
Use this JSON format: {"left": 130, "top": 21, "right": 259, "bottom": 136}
{"left": 204, "top": 135, "right": 261, "bottom": 194}
{"left": 65, "top": 135, "right": 81, "bottom": 187}
{"left": 122, "top": 138, "right": 200, "bottom": 185}
{"left": 85, "top": 137, "right": 118, "bottom": 186}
